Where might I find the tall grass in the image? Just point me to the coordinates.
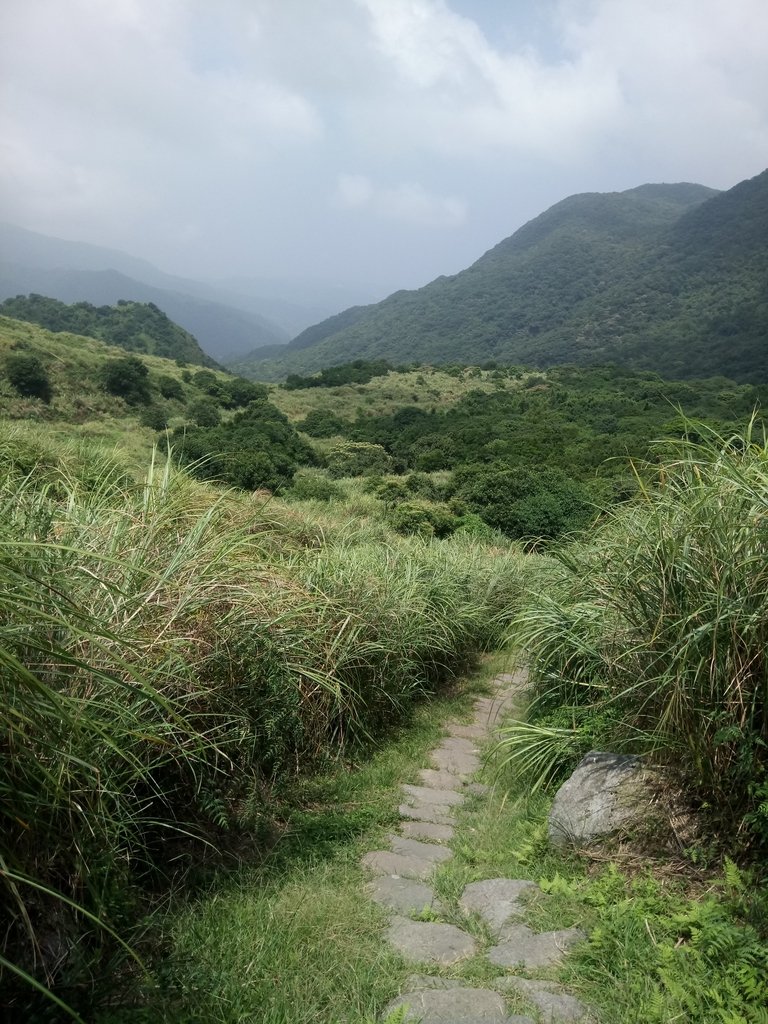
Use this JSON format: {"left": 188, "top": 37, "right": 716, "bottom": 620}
{"left": 0, "top": 431, "right": 527, "bottom": 1016}
{"left": 505, "top": 426, "right": 768, "bottom": 849}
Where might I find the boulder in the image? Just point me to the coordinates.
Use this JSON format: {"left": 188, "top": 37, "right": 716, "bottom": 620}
{"left": 548, "top": 751, "right": 653, "bottom": 848}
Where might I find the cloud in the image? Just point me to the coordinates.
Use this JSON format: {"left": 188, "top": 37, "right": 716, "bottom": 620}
{"left": 0, "top": 0, "right": 766, "bottom": 289}
{"left": 334, "top": 175, "right": 467, "bottom": 226}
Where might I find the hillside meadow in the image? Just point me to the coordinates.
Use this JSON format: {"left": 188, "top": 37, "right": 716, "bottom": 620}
{"left": 1, "top": 321, "right": 767, "bottom": 1021}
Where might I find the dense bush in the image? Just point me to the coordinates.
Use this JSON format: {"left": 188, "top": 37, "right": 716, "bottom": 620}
{"left": 188, "top": 397, "right": 221, "bottom": 426}
{"left": 102, "top": 354, "right": 152, "bottom": 405}
{"left": 326, "top": 441, "right": 393, "bottom": 478}
{"left": 157, "top": 373, "right": 185, "bottom": 401}
{"left": 4, "top": 351, "right": 52, "bottom": 402}
{"left": 169, "top": 400, "right": 316, "bottom": 491}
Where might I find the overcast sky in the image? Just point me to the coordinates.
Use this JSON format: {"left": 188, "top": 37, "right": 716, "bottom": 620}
{"left": 1, "top": 0, "right": 767, "bottom": 300}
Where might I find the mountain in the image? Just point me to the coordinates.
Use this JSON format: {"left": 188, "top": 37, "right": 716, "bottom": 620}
{"left": 235, "top": 172, "right": 768, "bottom": 383}
{"left": 0, "top": 294, "right": 218, "bottom": 366}
{"left": 0, "top": 224, "right": 293, "bottom": 360}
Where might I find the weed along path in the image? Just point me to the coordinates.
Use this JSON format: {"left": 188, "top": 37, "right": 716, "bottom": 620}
{"left": 362, "top": 669, "right": 592, "bottom": 1024}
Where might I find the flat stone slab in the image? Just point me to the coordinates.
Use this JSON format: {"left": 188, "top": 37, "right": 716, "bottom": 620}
{"left": 418, "top": 768, "right": 465, "bottom": 790}
{"left": 493, "top": 671, "right": 528, "bottom": 686}
{"left": 403, "top": 784, "right": 466, "bottom": 806}
{"left": 399, "top": 803, "right": 456, "bottom": 826}
{"left": 362, "top": 850, "right": 436, "bottom": 881}
{"left": 400, "top": 820, "right": 455, "bottom": 843}
{"left": 385, "top": 916, "right": 477, "bottom": 965}
{"left": 388, "top": 835, "right": 453, "bottom": 866}
{"left": 367, "top": 876, "right": 442, "bottom": 916}
{"left": 384, "top": 986, "right": 518, "bottom": 1023}
{"left": 460, "top": 878, "right": 539, "bottom": 936}
{"left": 496, "top": 978, "right": 592, "bottom": 1023}
{"left": 445, "top": 722, "right": 487, "bottom": 741}
{"left": 487, "top": 925, "right": 585, "bottom": 969}
{"left": 431, "top": 739, "right": 481, "bottom": 776}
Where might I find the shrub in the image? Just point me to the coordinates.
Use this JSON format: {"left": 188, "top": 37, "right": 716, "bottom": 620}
{"left": 388, "top": 499, "right": 458, "bottom": 538}
{"left": 4, "top": 352, "right": 52, "bottom": 402}
{"left": 326, "top": 441, "right": 393, "bottom": 478}
{"left": 140, "top": 404, "right": 171, "bottom": 430}
{"left": 188, "top": 398, "right": 221, "bottom": 427}
{"left": 157, "top": 374, "right": 185, "bottom": 401}
{"left": 102, "top": 355, "right": 151, "bottom": 405}
{"left": 287, "top": 472, "right": 344, "bottom": 502}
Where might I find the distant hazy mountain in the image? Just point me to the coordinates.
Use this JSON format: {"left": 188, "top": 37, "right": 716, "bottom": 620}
{"left": 235, "top": 173, "right": 768, "bottom": 384}
{"left": 0, "top": 224, "right": 297, "bottom": 361}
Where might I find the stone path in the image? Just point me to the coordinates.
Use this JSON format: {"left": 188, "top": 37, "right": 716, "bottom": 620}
{"left": 362, "top": 669, "right": 594, "bottom": 1024}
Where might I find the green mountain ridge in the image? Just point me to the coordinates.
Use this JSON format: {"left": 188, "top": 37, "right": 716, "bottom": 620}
{"left": 235, "top": 172, "right": 768, "bottom": 382}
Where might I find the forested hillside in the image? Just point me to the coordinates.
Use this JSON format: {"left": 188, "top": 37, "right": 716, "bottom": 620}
{"left": 237, "top": 170, "right": 768, "bottom": 383}
{"left": 0, "top": 294, "right": 218, "bottom": 366}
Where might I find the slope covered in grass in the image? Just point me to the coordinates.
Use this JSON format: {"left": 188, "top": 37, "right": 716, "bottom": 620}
{"left": 0, "top": 427, "right": 528, "bottom": 1019}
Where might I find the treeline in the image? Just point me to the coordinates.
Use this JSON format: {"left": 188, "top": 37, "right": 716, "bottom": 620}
{"left": 283, "top": 358, "right": 394, "bottom": 390}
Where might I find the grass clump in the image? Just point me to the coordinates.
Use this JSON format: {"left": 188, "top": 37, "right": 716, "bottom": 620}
{"left": 501, "top": 424, "right": 768, "bottom": 851}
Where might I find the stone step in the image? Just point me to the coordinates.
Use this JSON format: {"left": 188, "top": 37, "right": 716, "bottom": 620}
{"left": 399, "top": 803, "right": 456, "bottom": 826}
{"left": 460, "top": 878, "right": 539, "bottom": 936}
{"left": 402, "top": 783, "right": 466, "bottom": 806}
{"left": 417, "top": 767, "right": 465, "bottom": 790}
{"left": 399, "top": 820, "right": 455, "bottom": 843}
{"left": 495, "top": 978, "right": 591, "bottom": 1023}
{"left": 384, "top": 985, "right": 533, "bottom": 1023}
{"left": 430, "top": 738, "right": 481, "bottom": 776}
{"left": 487, "top": 925, "right": 585, "bottom": 969}
{"left": 367, "top": 876, "right": 443, "bottom": 916}
{"left": 385, "top": 916, "right": 477, "bottom": 965}
{"left": 388, "top": 834, "right": 453, "bottom": 865}
{"left": 362, "top": 850, "right": 437, "bottom": 881}
{"left": 445, "top": 722, "right": 488, "bottom": 741}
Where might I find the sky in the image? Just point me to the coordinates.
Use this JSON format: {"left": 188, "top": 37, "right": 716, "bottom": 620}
{"left": 1, "top": 0, "right": 767, "bottom": 301}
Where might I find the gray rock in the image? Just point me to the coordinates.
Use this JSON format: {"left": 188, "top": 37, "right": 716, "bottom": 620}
{"left": 384, "top": 986, "right": 514, "bottom": 1022}
{"left": 368, "top": 876, "right": 443, "bottom": 916}
{"left": 399, "top": 803, "right": 456, "bottom": 826}
{"left": 362, "top": 850, "right": 437, "bottom": 881}
{"left": 385, "top": 916, "right": 477, "bottom": 965}
{"left": 400, "top": 820, "right": 456, "bottom": 843}
{"left": 487, "top": 925, "right": 584, "bottom": 969}
{"left": 548, "top": 751, "right": 651, "bottom": 848}
{"left": 460, "top": 878, "right": 538, "bottom": 936}
{"left": 496, "top": 978, "right": 591, "bottom": 1023}
{"left": 473, "top": 695, "right": 515, "bottom": 729}
{"left": 388, "top": 835, "right": 454, "bottom": 866}
{"left": 403, "top": 784, "right": 466, "bottom": 807}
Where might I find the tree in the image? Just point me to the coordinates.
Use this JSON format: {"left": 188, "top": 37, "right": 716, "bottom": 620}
{"left": 188, "top": 398, "right": 221, "bottom": 427}
{"left": 4, "top": 352, "right": 52, "bottom": 402}
{"left": 326, "top": 441, "right": 393, "bottom": 478}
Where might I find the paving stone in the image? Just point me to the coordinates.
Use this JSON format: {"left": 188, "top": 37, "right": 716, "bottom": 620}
{"left": 418, "top": 768, "right": 465, "bottom": 790}
{"left": 367, "top": 876, "right": 443, "bottom": 916}
{"left": 384, "top": 986, "right": 527, "bottom": 1023}
{"left": 495, "top": 978, "right": 592, "bottom": 1023}
{"left": 487, "top": 925, "right": 585, "bottom": 969}
{"left": 445, "top": 722, "right": 488, "bottom": 741}
{"left": 399, "top": 803, "right": 456, "bottom": 826}
{"left": 400, "top": 820, "right": 456, "bottom": 843}
{"left": 403, "top": 784, "right": 466, "bottom": 806}
{"left": 431, "top": 738, "right": 481, "bottom": 776}
{"left": 460, "top": 878, "right": 539, "bottom": 936}
{"left": 385, "top": 916, "right": 477, "bottom": 965}
{"left": 388, "top": 835, "right": 454, "bottom": 865}
{"left": 362, "top": 850, "right": 437, "bottom": 881}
